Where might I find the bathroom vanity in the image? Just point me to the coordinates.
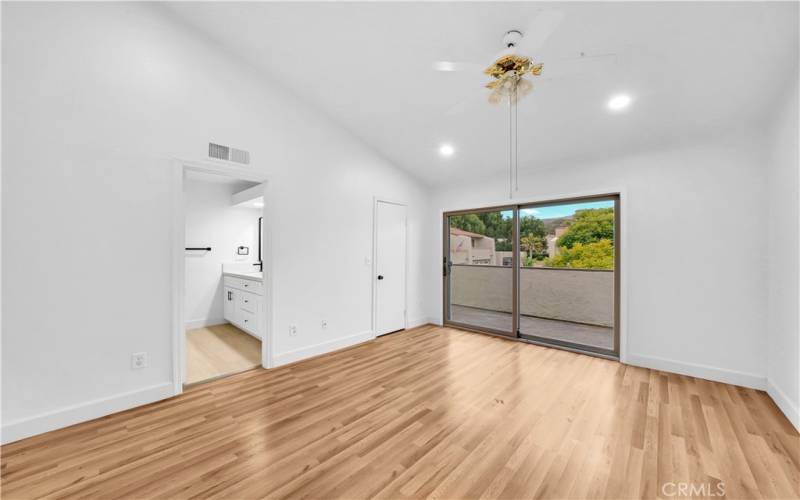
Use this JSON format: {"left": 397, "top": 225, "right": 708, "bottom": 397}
{"left": 223, "top": 271, "right": 263, "bottom": 339}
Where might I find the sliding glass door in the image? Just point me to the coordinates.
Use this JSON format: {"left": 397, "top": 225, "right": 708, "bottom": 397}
{"left": 517, "top": 196, "right": 618, "bottom": 356}
{"left": 444, "top": 207, "right": 517, "bottom": 337}
{"left": 444, "top": 195, "right": 619, "bottom": 358}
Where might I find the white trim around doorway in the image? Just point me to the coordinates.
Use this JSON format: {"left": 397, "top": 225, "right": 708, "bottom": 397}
{"left": 170, "top": 158, "right": 273, "bottom": 397}
{"left": 371, "top": 197, "right": 409, "bottom": 339}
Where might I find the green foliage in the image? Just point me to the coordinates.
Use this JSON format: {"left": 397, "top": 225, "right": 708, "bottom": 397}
{"left": 450, "top": 212, "right": 546, "bottom": 243}
{"left": 557, "top": 208, "right": 614, "bottom": 249}
{"left": 547, "top": 208, "right": 615, "bottom": 269}
{"left": 544, "top": 240, "right": 614, "bottom": 269}
{"left": 519, "top": 216, "right": 547, "bottom": 262}
{"left": 477, "top": 211, "right": 511, "bottom": 240}
{"left": 449, "top": 214, "right": 486, "bottom": 235}
{"left": 520, "top": 233, "right": 546, "bottom": 257}
{"left": 520, "top": 215, "right": 546, "bottom": 239}
{"left": 495, "top": 239, "right": 512, "bottom": 252}
{"left": 450, "top": 207, "right": 615, "bottom": 269}
{"left": 451, "top": 208, "right": 618, "bottom": 270}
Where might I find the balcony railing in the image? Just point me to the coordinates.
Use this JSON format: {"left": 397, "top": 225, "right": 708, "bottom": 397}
{"left": 449, "top": 264, "right": 613, "bottom": 327}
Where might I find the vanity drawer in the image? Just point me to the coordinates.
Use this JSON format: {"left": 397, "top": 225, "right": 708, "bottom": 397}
{"left": 239, "top": 309, "right": 258, "bottom": 335}
{"left": 223, "top": 276, "right": 263, "bottom": 295}
{"left": 239, "top": 291, "right": 258, "bottom": 313}
{"left": 239, "top": 279, "right": 262, "bottom": 294}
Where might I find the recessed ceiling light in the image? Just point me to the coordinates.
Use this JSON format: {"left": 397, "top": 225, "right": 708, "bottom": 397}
{"left": 607, "top": 94, "right": 632, "bottom": 112}
{"left": 439, "top": 144, "right": 455, "bottom": 157}
{"left": 433, "top": 61, "right": 457, "bottom": 72}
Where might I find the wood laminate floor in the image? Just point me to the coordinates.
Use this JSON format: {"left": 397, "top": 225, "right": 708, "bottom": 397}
{"left": 1, "top": 325, "right": 797, "bottom": 499}
{"left": 185, "top": 323, "right": 261, "bottom": 385}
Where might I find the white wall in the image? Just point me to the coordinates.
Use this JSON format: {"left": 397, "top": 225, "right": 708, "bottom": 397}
{"left": 1, "top": 2, "right": 433, "bottom": 443}
{"left": 432, "top": 131, "right": 770, "bottom": 390}
{"left": 766, "top": 76, "right": 800, "bottom": 430}
{"left": 184, "top": 178, "right": 261, "bottom": 329}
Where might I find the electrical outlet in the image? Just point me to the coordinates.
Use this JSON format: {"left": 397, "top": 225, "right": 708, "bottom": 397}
{"left": 321, "top": 319, "right": 328, "bottom": 329}
{"left": 289, "top": 325, "right": 297, "bottom": 337}
{"left": 131, "top": 352, "right": 147, "bottom": 370}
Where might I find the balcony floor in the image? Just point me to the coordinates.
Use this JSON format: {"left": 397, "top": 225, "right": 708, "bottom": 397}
{"left": 450, "top": 305, "right": 613, "bottom": 351}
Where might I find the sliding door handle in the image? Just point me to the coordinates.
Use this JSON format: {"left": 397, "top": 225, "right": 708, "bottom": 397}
{"left": 377, "top": 275, "right": 384, "bottom": 280}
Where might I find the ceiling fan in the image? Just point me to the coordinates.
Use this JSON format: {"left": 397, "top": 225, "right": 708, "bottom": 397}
{"left": 434, "top": 10, "right": 617, "bottom": 111}
{"left": 431, "top": 10, "right": 617, "bottom": 198}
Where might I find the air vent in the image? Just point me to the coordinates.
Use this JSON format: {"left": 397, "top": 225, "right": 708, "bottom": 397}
{"left": 208, "top": 142, "right": 250, "bottom": 165}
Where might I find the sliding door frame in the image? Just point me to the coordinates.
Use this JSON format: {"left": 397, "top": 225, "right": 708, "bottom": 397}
{"left": 443, "top": 205, "right": 518, "bottom": 338}
{"left": 516, "top": 194, "right": 620, "bottom": 358}
{"left": 442, "top": 193, "right": 621, "bottom": 360}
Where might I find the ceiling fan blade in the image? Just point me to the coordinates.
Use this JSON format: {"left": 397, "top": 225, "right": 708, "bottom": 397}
{"left": 517, "top": 10, "right": 565, "bottom": 53}
{"left": 541, "top": 53, "right": 617, "bottom": 79}
{"left": 432, "top": 61, "right": 484, "bottom": 72}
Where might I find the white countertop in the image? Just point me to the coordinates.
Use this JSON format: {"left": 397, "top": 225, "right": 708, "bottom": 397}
{"left": 223, "top": 271, "right": 263, "bottom": 281}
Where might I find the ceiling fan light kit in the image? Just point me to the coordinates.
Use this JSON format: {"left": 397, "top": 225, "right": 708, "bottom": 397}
{"left": 434, "top": 11, "right": 567, "bottom": 198}
{"left": 483, "top": 41, "right": 545, "bottom": 198}
{"left": 484, "top": 55, "right": 542, "bottom": 105}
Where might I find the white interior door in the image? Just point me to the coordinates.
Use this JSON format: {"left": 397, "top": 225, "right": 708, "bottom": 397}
{"left": 375, "top": 200, "right": 407, "bottom": 336}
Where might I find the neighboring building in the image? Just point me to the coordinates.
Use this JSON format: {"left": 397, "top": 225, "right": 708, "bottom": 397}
{"left": 495, "top": 251, "right": 528, "bottom": 266}
{"left": 546, "top": 235, "right": 558, "bottom": 258}
{"left": 547, "top": 225, "right": 570, "bottom": 258}
{"left": 450, "top": 227, "right": 495, "bottom": 265}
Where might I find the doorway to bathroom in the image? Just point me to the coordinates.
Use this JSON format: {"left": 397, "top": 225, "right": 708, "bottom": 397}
{"left": 172, "top": 160, "right": 270, "bottom": 391}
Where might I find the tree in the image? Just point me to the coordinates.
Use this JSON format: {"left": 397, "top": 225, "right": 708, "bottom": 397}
{"left": 520, "top": 233, "right": 546, "bottom": 260}
{"left": 450, "top": 211, "right": 548, "bottom": 255}
{"left": 520, "top": 215, "right": 546, "bottom": 239}
{"left": 557, "top": 208, "right": 614, "bottom": 249}
{"left": 494, "top": 238, "right": 513, "bottom": 252}
{"left": 477, "top": 211, "right": 511, "bottom": 240}
{"left": 544, "top": 240, "right": 614, "bottom": 269}
{"left": 451, "top": 211, "right": 516, "bottom": 249}
{"left": 449, "top": 214, "right": 486, "bottom": 235}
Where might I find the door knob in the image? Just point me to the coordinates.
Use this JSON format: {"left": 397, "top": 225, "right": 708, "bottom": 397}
{"left": 377, "top": 275, "right": 384, "bottom": 280}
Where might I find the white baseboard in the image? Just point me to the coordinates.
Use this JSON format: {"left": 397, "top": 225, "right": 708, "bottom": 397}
{"left": 185, "top": 317, "right": 227, "bottom": 330}
{"left": 407, "top": 316, "right": 438, "bottom": 329}
{"left": 767, "top": 379, "right": 800, "bottom": 432}
{"left": 273, "top": 330, "right": 374, "bottom": 367}
{"left": 626, "top": 353, "right": 766, "bottom": 390}
{"left": 1, "top": 382, "right": 175, "bottom": 445}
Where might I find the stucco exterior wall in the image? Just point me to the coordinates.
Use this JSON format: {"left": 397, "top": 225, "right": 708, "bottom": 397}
{"left": 450, "top": 265, "right": 614, "bottom": 326}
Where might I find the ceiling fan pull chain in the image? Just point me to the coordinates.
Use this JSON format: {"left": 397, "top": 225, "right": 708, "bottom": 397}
{"left": 515, "top": 86, "right": 519, "bottom": 192}
{"left": 508, "top": 88, "right": 513, "bottom": 199}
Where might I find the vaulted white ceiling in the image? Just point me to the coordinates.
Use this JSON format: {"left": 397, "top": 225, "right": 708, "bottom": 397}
{"left": 165, "top": 2, "right": 799, "bottom": 186}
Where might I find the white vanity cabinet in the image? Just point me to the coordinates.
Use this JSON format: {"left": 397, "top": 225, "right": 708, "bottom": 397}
{"left": 223, "top": 275, "right": 263, "bottom": 339}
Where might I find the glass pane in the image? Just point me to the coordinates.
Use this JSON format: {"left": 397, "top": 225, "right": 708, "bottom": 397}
{"left": 447, "top": 209, "right": 514, "bottom": 334}
{"left": 518, "top": 199, "right": 616, "bottom": 353}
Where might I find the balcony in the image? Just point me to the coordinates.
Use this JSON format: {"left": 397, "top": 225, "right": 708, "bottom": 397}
{"left": 448, "top": 265, "right": 614, "bottom": 351}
